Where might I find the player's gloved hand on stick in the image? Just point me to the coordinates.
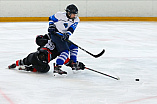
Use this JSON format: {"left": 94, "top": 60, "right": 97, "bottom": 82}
{"left": 65, "top": 60, "right": 85, "bottom": 70}
{"left": 48, "top": 23, "right": 56, "bottom": 33}
{"left": 78, "top": 62, "right": 85, "bottom": 70}
{"left": 61, "top": 33, "right": 70, "bottom": 41}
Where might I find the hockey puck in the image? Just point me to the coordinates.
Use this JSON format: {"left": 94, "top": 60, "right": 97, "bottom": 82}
{"left": 135, "top": 79, "right": 139, "bottom": 81}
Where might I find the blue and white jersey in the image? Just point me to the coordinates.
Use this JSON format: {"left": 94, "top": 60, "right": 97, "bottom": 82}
{"left": 49, "top": 12, "right": 80, "bottom": 36}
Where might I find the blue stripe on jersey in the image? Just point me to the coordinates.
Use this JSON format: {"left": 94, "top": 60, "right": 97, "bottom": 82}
{"left": 67, "top": 31, "right": 72, "bottom": 36}
{"left": 71, "top": 22, "right": 78, "bottom": 30}
{"left": 56, "top": 50, "right": 69, "bottom": 65}
{"left": 56, "top": 32, "right": 63, "bottom": 36}
{"left": 67, "top": 22, "right": 78, "bottom": 34}
{"left": 49, "top": 15, "right": 58, "bottom": 22}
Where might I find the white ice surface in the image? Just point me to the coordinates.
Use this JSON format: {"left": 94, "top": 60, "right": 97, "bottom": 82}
{"left": 0, "top": 21, "right": 157, "bottom": 104}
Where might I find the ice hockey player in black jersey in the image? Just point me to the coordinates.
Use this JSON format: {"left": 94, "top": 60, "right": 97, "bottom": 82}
{"left": 8, "top": 34, "right": 85, "bottom": 74}
{"left": 48, "top": 4, "right": 80, "bottom": 75}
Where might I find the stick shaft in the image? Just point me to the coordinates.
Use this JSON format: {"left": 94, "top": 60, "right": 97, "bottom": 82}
{"left": 85, "top": 67, "right": 119, "bottom": 80}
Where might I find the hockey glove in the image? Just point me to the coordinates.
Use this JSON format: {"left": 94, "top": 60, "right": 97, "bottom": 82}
{"left": 48, "top": 24, "right": 56, "bottom": 33}
{"left": 61, "top": 33, "right": 70, "bottom": 41}
{"left": 78, "top": 62, "right": 85, "bottom": 70}
{"left": 65, "top": 60, "right": 85, "bottom": 70}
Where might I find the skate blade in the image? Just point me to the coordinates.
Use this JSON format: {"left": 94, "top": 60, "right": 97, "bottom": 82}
{"left": 53, "top": 73, "right": 67, "bottom": 77}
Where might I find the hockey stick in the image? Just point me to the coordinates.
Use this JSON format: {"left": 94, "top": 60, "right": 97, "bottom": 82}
{"left": 85, "top": 67, "right": 120, "bottom": 80}
{"left": 51, "top": 33, "right": 105, "bottom": 58}
{"left": 66, "top": 40, "right": 105, "bottom": 58}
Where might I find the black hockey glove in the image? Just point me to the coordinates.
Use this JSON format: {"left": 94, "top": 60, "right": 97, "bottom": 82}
{"left": 65, "top": 60, "right": 85, "bottom": 70}
{"left": 48, "top": 24, "right": 56, "bottom": 33}
{"left": 61, "top": 33, "right": 69, "bottom": 41}
{"left": 78, "top": 62, "right": 85, "bottom": 70}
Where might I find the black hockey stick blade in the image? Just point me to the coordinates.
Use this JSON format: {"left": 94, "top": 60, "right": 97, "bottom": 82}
{"left": 92, "top": 49, "right": 105, "bottom": 58}
{"left": 67, "top": 40, "right": 105, "bottom": 58}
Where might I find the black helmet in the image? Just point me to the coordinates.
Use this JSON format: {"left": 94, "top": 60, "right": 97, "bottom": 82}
{"left": 65, "top": 4, "right": 78, "bottom": 14}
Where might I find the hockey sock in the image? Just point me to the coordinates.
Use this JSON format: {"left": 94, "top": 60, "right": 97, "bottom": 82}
{"left": 56, "top": 50, "right": 69, "bottom": 65}
{"left": 69, "top": 44, "right": 78, "bottom": 63}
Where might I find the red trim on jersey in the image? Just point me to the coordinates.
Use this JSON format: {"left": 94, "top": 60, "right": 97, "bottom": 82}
{"left": 41, "top": 48, "right": 52, "bottom": 63}
{"left": 48, "top": 53, "right": 50, "bottom": 63}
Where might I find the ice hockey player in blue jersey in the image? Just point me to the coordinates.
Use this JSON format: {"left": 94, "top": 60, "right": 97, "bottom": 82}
{"left": 48, "top": 4, "right": 80, "bottom": 75}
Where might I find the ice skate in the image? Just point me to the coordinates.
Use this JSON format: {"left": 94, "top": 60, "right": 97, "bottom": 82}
{"left": 71, "top": 62, "right": 80, "bottom": 70}
{"left": 8, "top": 63, "right": 16, "bottom": 69}
{"left": 53, "top": 63, "right": 67, "bottom": 76}
{"left": 8, "top": 60, "right": 24, "bottom": 69}
{"left": 71, "top": 62, "right": 82, "bottom": 74}
{"left": 18, "top": 66, "right": 35, "bottom": 72}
